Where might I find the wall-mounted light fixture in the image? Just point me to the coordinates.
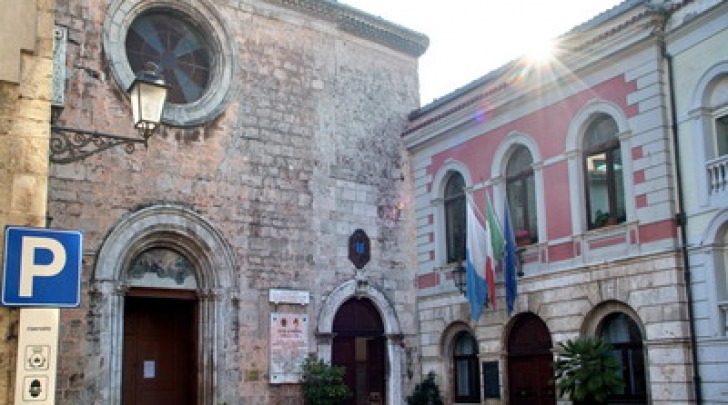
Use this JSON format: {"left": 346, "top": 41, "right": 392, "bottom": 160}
{"left": 450, "top": 262, "right": 467, "bottom": 295}
{"left": 50, "top": 62, "right": 169, "bottom": 164}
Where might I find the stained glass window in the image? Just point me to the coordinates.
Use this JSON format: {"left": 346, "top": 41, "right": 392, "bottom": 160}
{"left": 126, "top": 13, "right": 211, "bottom": 104}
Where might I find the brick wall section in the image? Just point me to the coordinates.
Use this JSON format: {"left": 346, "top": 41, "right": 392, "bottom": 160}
{"left": 49, "top": 1, "right": 421, "bottom": 403}
{"left": 0, "top": 0, "right": 53, "bottom": 403}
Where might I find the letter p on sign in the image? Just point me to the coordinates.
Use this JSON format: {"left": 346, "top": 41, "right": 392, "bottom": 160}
{"left": 2, "top": 227, "right": 82, "bottom": 307}
{"left": 19, "top": 237, "right": 66, "bottom": 297}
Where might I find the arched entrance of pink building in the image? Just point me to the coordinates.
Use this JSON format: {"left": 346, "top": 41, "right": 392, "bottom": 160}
{"left": 507, "top": 312, "right": 555, "bottom": 405}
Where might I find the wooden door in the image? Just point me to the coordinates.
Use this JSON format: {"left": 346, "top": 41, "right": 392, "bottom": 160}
{"left": 507, "top": 313, "right": 555, "bottom": 405}
{"left": 508, "top": 355, "right": 554, "bottom": 405}
{"left": 122, "top": 296, "right": 196, "bottom": 405}
{"left": 332, "top": 298, "right": 386, "bottom": 405}
{"left": 366, "top": 337, "right": 386, "bottom": 404}
{"left": 332, "top": 335, "right": 356, "bottom": 403}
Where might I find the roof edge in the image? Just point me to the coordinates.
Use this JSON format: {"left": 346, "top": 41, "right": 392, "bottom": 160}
{"left": 262, "top": 0, "right": 430, "bottom": 57}
{"left": 408, "top": 0, "right": 649, "bottom": 120}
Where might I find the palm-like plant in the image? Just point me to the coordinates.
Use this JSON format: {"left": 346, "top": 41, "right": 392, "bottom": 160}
{"left": 553, "top": 336, "right": 624, "bottom": 405}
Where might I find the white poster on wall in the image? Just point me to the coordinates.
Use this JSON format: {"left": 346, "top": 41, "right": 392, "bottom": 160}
{"left": 270, "top": 313, "right": 309, "bottom": 383}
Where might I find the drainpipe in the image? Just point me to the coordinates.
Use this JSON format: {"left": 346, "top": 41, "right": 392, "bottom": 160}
{"left": 656, "top": 4, "right": 703, "bottom": 403}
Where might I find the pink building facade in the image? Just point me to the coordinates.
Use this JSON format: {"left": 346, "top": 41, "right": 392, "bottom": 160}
{"left": 404, "top": 1, "right": 701, "bottom": 404}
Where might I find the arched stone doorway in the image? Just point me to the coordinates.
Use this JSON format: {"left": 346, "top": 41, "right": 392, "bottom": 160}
{"left": 332, "top": 298, "right": 386, "bottom": 405}
{"left": 507, "top": 312, "right": 555, "bottom": 405}
{"left": 92, "top": 205, "right": 236, "bottom": 405}
{"left": 317, "top": 279, "right": 404, "bottom": 405}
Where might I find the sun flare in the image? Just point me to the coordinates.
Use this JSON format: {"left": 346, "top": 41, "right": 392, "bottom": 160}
{"left": 524, "top": 37, "right": 557, "bottom": 65}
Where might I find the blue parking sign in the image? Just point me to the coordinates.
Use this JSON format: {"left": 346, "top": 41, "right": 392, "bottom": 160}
{"left": 2, "top": 227, "right": 83, "bottom": 307}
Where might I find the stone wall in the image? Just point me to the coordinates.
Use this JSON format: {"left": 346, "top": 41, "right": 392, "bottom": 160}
{"left": 0, "top": 0, "right": 53, "bottom": 402}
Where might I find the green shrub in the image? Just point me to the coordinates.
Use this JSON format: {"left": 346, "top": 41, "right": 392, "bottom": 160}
{"left": 405, "top": 371, "right": 443, "bottom": 405}
{"left": 301, "top": 354, "right": 351, "bottom": 405}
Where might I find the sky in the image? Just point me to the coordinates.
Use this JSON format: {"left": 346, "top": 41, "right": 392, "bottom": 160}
{"left": 340, "top": 0, "right": 626, "bottom": 105}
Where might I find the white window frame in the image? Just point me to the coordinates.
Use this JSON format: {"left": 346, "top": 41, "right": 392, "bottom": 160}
{"left": 565, "top": 100, "right": 632, "bottom": 235}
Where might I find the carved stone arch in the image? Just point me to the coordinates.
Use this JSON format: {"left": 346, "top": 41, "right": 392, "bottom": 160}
{"left": 690, "top": 61, "right": 728, "bottom": 112}
{"left": 92, "top": 204, "right": 236, "bottom": 405}
{"left": 491, "top": 131, "right": 542, "bottom": 177}
{"left": 317, "top": 279, "right": 401, "bottom": 336}
{"left": 431, "top": 159, "right": 474, "bottom": 198}
{"left": 317, "top": 279, "right": 404, "bottom": 405}
{"left": 95, "top": 204, "right": 235, "bottom": 289}
{"left": 701, "top": 208, "right": 728, "bottom": 246}
{"left": 580, "top": 300, "right": 644, "bottom": 337}
{"left": 565, "top": 99, "right": 630, "bottom": 153}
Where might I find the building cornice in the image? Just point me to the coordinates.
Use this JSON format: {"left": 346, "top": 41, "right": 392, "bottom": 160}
{"left": 402, "top": 0, "right": 681, "bottom": 141}
{"left": 262, "top": 0, "right": 429, "bottom": 57}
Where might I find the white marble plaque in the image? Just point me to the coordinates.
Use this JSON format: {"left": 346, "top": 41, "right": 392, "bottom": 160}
{"left": 270, "top": 313, "right": 308, "bottom": 383}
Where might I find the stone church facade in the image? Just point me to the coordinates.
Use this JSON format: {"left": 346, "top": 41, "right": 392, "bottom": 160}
{"left": 48, "top": 0, "right": 427, "bottom": 404}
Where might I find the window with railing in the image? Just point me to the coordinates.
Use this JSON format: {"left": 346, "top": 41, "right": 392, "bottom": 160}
{"left": 708, "top": 113, "right": 728, "bottom": 194}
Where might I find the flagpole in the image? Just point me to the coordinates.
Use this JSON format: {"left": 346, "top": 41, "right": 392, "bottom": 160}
{"left": 465, "top": 190, "right": 487, "bottom": 225}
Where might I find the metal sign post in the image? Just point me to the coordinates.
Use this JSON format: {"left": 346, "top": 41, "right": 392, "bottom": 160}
{"left": 2, "top": 226, "right": 83, "bottom": 405}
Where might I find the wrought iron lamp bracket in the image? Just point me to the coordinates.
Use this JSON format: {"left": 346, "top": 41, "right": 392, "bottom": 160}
{"left": 49, "top": 125, "right": 146, "bottom": 164}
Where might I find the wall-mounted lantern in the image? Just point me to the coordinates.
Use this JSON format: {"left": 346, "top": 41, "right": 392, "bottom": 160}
{"left": 50, "top": 62, "right": 169, "bottom": 164}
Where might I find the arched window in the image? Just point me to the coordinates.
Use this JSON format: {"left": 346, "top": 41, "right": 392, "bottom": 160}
{"left": 717, "top": 111, "right": 728, "bottom": 157}
{"left": 718, "top": 228, "right": 728, "bottom": 335}
{"left": 708, "top": 76, "right": 728, "bottom": 159}
{"left": 599, "top": 313, "right": 647, "bottom": 403}
{"left": 506, "top": 146, "right": 537, "bottom": 244}
{"left": 583, "top": 115, "right": 625, "bottom": 229}
{"left": 453, "top": 332, "right": 480, "bottom": 403}
{"left": 444, "top": 173, "right": 466, "bottom": 263}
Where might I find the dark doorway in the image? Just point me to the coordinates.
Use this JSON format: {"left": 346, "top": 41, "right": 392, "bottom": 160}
{"left": 507, "top": 313, "right": 555, "bottom": 405}
{"left": 332, "top": 298, "right": 386, "bottom": 405}
{"left": 122, "top": 293, "right": 197, "bottom": 405}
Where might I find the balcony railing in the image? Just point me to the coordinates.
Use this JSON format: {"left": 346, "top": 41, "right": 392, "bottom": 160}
{"left": 707, "top": 154, "right": 728, "bottom": 195}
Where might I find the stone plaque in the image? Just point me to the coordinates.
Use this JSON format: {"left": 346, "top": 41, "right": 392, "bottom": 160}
{"left": 270, "top": 313, "right": 308, "bottom": 383}
{"left": 269, "top": 289, "right": 310, "bottom": 305}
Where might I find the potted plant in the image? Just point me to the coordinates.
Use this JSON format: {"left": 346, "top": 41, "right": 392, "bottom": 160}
{"left": 593, "top": 209, "right": 611, "bottom": 228}
{"left": 515, "top": 230, "right": 533, "bottom": 247}
{"left": 553, "top": 336, "right": 623, "bottom": 405}
{"left": 301, "top": 354, "right": 351, "bottom": 405}
{"left": 406, "top": 371, "right": 444, "bottom": 405}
